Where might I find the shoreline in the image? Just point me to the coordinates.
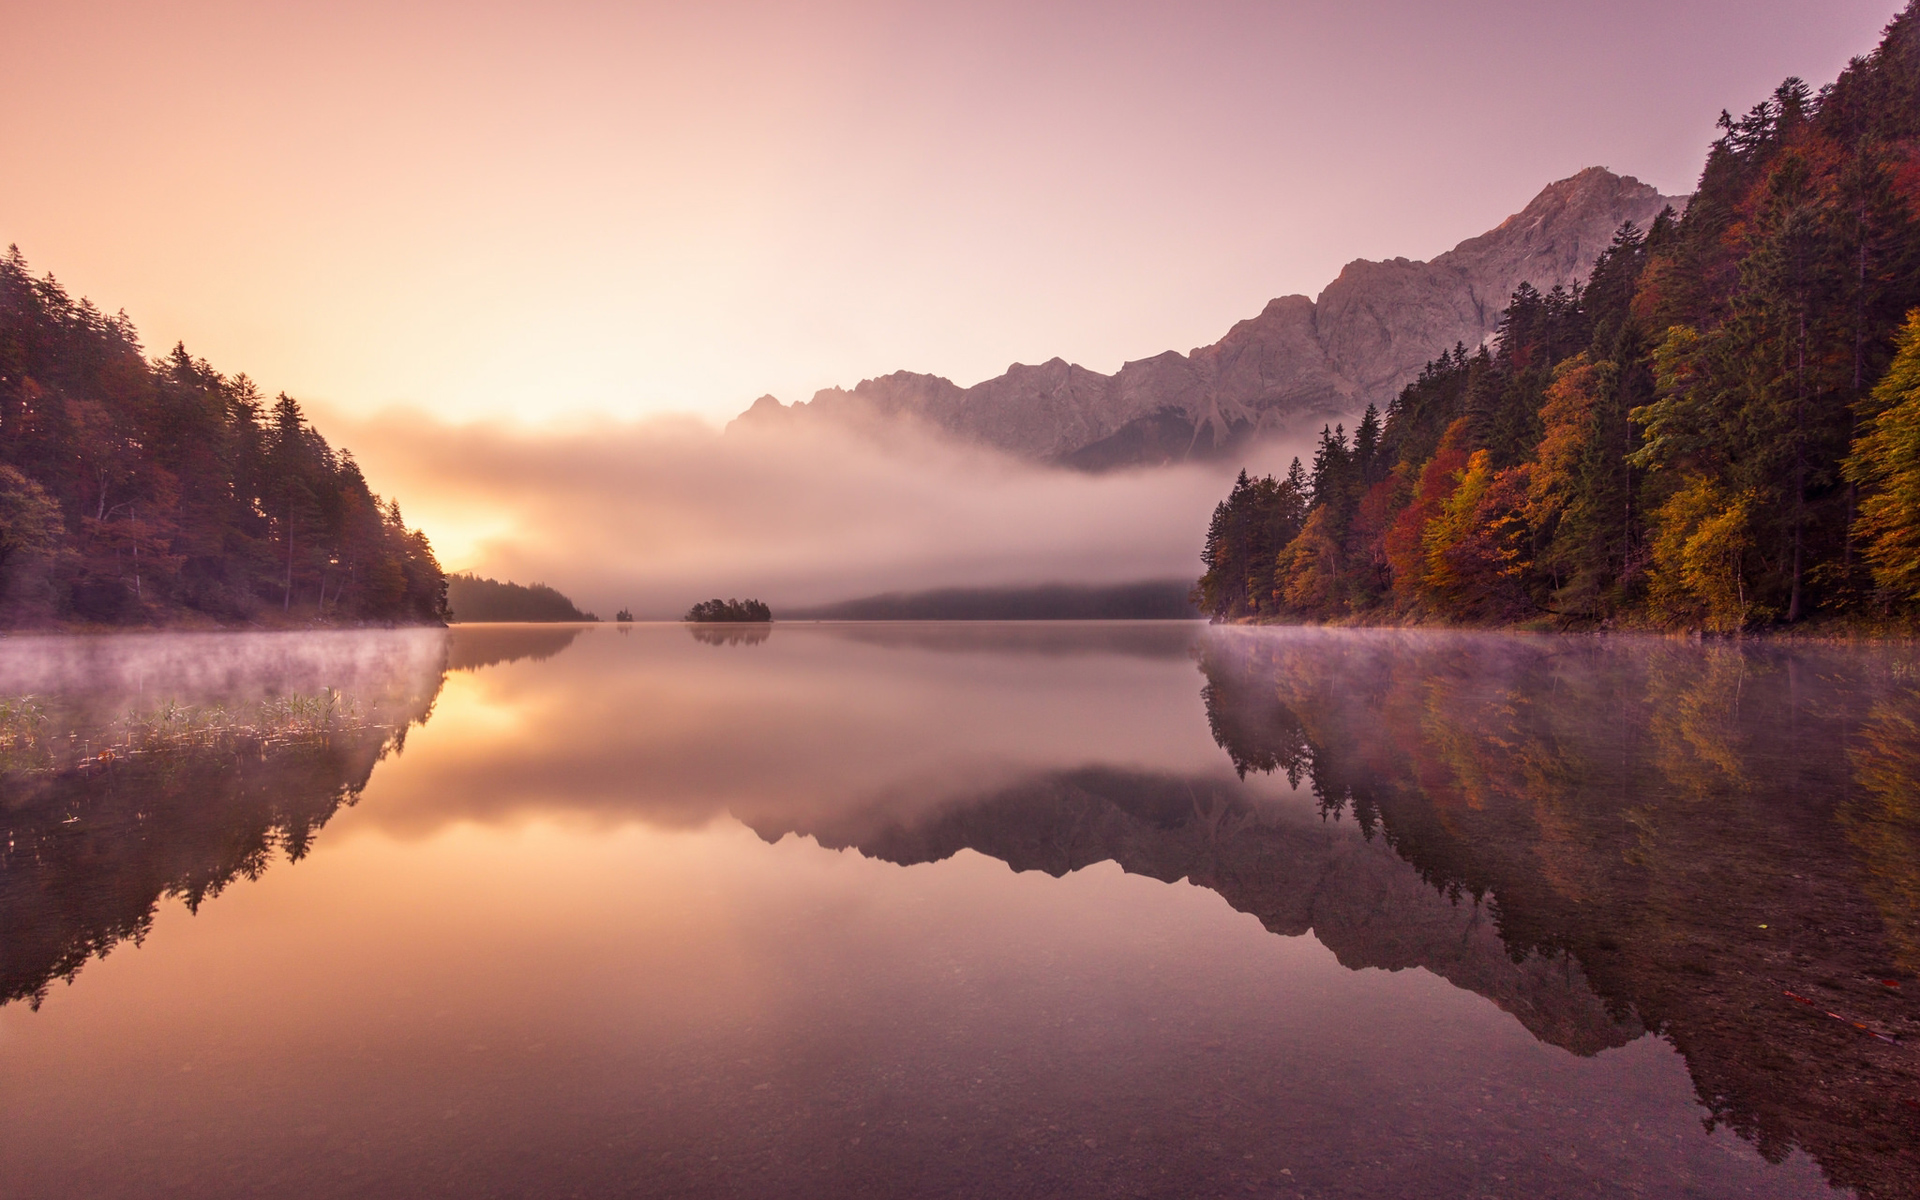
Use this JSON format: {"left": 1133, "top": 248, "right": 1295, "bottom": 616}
{"left": 1212, "top": 613, "right": 1920, "bottom": 645}
{"left": 0, "top": 616, "right": 451, "bottom": 637}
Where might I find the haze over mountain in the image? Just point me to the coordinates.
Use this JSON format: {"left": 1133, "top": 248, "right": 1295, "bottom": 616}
{"left": 736, "top": 168, "right": 1683, "bottom": 469}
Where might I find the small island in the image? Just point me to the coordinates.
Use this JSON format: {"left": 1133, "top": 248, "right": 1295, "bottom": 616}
{"left": 684, "top": 598, "right": 772, "bottom": 623}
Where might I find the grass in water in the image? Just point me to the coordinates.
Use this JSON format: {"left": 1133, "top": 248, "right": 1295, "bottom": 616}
{"left": 0, "top": 688, "right": 380, "bottom": 772}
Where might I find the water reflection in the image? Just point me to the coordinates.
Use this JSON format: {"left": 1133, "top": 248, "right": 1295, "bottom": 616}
{"left": 724, "top": 631, "right": 1920, "bottom": 1197}
{"left": 3, "top": 630, "right": 451, "bottom": 1009}
{"left": 3, "top": 719, "right": 407, "bottom": 1009}
{"left": 1192, "top": 629, "right": 1920, "bottom": 1197}
{"left": 1, "top": 623, "right": 1914, "bottom": 1197}
{"left": 444, "top": 623, "right": 585, "bottom": 671}
{"left": 747, "top": 765, "right": 1637, "bottom": 1056}
{"left": 687, "top": 624, "right": 772, "bottom": 646}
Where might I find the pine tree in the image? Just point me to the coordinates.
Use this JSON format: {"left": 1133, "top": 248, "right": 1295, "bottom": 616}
{"left": 0, "top": 248, "right": 446, "bottom": 626}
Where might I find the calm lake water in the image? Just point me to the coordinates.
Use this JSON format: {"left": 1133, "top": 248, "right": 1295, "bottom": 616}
{"left": 1, "top": 622, "right": 1915, "bottom": 1199}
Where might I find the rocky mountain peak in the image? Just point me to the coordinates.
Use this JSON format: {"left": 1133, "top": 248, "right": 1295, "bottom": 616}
{"left": 735, "top": 168, "right": 1685, "bottom": 468}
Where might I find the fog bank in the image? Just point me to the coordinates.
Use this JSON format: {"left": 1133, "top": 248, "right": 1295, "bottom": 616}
{"left": 328, "top": 407, "right": 1308, "bottom": 619}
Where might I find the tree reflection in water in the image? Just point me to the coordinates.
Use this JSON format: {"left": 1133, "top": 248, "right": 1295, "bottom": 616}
{"left": 760, "top": 629, "right": 1919, "bottom": 1198}
{"left": 687, "top": 624, "right": 772, "bottom": 647}
{"left": 1195, "top": 630, "right": 1920, "bottom": 1200}
{"left": 0, "top": 626, "right": 558, "bottom": 1012}
{"left": 2, "top": 624, "right": 1916, "bottom": 1196}
{"left": 1, "top": 721, "right": 416, "bottom": 1009}
{"left": 443, "top": 624, "right": 586, "bottom": 671}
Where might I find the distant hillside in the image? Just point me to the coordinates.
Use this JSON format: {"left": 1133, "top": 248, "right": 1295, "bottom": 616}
{"left": 446, "top": 573, "right": 597, "bottom": 622}
{"left": 785, "top": 580, "right": 1199, "bottom": 620}
{"left": 0, "top": 249, "right": 447, "bottom": 628}
{"left": 734, "top": 168, "right": 1682, "bottom": 468}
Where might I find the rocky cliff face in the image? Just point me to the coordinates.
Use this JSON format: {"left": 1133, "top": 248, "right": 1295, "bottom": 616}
{"left": 734, "top": 168, "right": 1683, "bottom": 468}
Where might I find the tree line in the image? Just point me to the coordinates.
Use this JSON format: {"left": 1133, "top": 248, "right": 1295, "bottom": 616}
{"left": 446, "top": 573, "right": 596, "bottom": 622}
{"left": 1198, "top": 2, "right": 1920, "bottom": 631}
{"left": 0, "top": 249, "right": 447, "bottom": 626}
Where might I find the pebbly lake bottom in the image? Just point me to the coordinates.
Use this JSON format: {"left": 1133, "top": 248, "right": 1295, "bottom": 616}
{"left": 0, "top": 622, "right": 1910, "bottom": 1198}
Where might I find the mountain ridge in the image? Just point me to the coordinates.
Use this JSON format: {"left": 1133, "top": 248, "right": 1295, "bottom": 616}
{"left": 734, "top": 167, "right": 1685, "bottom": 468}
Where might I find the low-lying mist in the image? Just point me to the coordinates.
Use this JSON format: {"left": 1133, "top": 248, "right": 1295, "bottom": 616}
{"left": 0, "top": 629, "right": 449, "bottom": 732}
{"left": 324, "top": 406, "right": 1311, "bottom": 619}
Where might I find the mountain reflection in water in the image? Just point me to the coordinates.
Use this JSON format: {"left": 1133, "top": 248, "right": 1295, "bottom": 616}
{"left": 0, "top": 623, "right": 1913, "bottom": 1199}
{"left": 1192, "top": 629, "right": 1920, "bottom": 1198}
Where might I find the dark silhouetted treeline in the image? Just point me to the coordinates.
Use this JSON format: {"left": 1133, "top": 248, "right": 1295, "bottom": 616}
{"left": 0, "top": 249, "right": 446, "bottom": 627}
{"left": 446, "top": 572, "right": 596, "bottom": 622}
{"left": 685, "top": 597, "right": 771, "bottom": 622}
{"left": 1198, "top": 3, "right": 1920, "bottom": 630}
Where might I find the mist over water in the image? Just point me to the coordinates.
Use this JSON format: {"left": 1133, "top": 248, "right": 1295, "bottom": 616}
{"left": 0, "top": 629, "right": 448, "bottom": 731}
{"left": 328, "top": 406, "right": 1312, "bottom": 616}
{"left": 2, "top": 624, "right": 1914, "bottom": 1198}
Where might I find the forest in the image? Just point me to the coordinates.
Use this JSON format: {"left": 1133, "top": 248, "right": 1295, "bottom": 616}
{"left": 446, "top": 573, "right": 596, "bottom": 623}
{"left": 0, "top": 250, "right": 446, "bottom": 627}
{"left": 1197, "top": 2, "right": 1920, "bottom": 631}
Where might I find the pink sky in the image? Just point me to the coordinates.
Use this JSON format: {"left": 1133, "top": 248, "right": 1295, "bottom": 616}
{"left": 2, "top": 0, "right": 1897, "bottom": 426}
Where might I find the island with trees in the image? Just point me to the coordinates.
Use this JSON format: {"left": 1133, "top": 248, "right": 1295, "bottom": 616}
{"left": 684, "top": 598, "right": 772, "bottom": 623}
{"left": 1197, "top": 6, "right": 1920, "bottom": 633}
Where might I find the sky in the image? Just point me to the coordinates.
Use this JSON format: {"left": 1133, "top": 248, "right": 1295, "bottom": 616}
{"left": 3, "top": 0, "right": 1904, "bottom": 603}
{"left": 3, "top": 0, "right": 1900, "bottom": 426}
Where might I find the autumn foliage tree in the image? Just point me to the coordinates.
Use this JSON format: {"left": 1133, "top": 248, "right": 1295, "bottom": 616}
{"left": 1847, "top": 309, "right": 1920, "bottom": 601}
{"left": 1194, "top": 2, "right": 1920, "bottom": 630}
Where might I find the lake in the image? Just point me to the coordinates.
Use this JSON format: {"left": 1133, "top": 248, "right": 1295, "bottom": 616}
{"left": 0, "top": 622, "right": 1914, "bottom": 1199}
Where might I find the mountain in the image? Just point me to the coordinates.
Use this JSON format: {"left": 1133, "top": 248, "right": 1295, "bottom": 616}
{"left": 734, "top": 167, "right": 1684, "bottom": 468}
{"left": 1197, "top": 4, "right": 1920, "bottom": 630}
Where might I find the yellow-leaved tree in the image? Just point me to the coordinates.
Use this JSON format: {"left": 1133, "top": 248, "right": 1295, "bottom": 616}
{"left": 1276, "top": 505, "right": 1344, "bottom": 617}
{"left": 1645, "top": 476, "right": 1757, "bottom": 632}
{"left": 1845, "top": 309, "right": 1920, "bottom": 605}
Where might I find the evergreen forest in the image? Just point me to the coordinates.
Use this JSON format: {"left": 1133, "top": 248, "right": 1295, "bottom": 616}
{"left": 446, "top": 573, "right": 597, "bottom": 623}
{"left": 1197, "top": 2, "right": 1920, "bottom": 631}
{"left": 0, "top": 251, "right": 447, "bottom": 627}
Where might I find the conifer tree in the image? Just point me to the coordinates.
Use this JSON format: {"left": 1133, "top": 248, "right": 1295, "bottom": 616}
{"left": 1194, "top": 4, "right": 1920, "bottom": 629}
{"left": 0, "top": 247, "right": 447, "bottom": 626}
